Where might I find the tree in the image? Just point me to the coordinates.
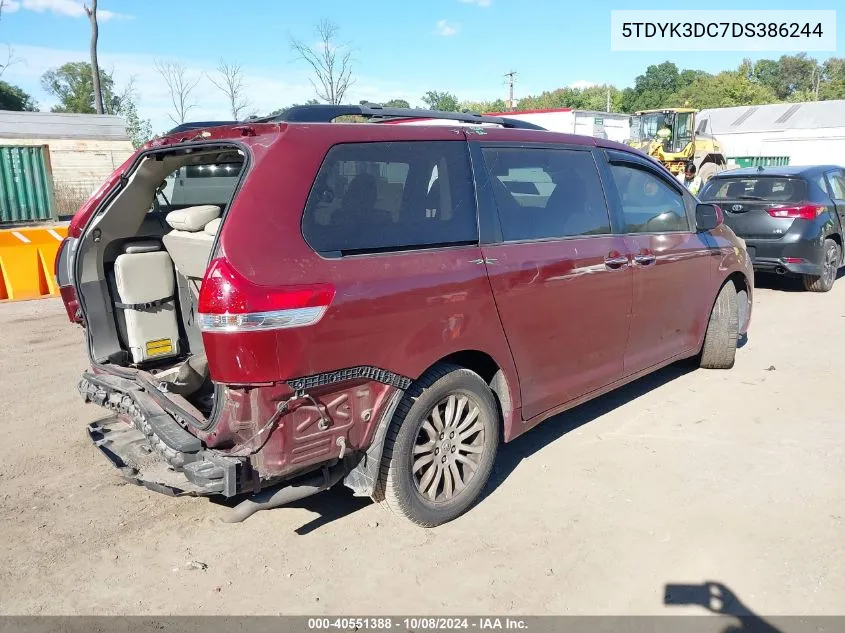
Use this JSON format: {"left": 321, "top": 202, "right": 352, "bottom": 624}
{"left": 83, "top": 0, "right": 104, "bottom": 114}
{"left": 459, "top": 99, "right": 507, "bottom": 113}
{"left": 819, "top": 57, "right": 845, "bottom": 100}
{"left": 749, "top": 54, "right": 821, "bottom": 101}
{"left": 669, "top": 71, "right": 777, "bottom": 109}
{"left": 384, "top": 99, "right": 410, "bottom": 108}
{"left": 422, "top": 90, "right": 459, "bottom": 111}
{"left": 155, "top": 60, "right": 201, "bottom": 125}
{"left": 41, "top": 61, "right": 118, "bottom": 113}
{"left": 517, "top": 85, "right": 624, "bottom": 112}
{"left": 0, "top": 80, "right": 37, "bottom": 111}
{"left": 290, "top": 19, "right": 354, "bottom": 105}
{"left": 209, "top": 60, "right": 251, "bottom": 119}
{"left": 620, "top": 61, "right": 708, "bottom": 112}
{"left": 114, "top": 78, "right": 152, "bottom": 148}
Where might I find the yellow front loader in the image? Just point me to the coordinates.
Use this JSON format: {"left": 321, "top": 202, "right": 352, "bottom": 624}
{"left": 628, "top": 108, "right": 727, "bottom": 182}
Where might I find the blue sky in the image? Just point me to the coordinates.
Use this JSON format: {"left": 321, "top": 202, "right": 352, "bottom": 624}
{"left": 1, "top": 0, "right": 842, "bottom": 131}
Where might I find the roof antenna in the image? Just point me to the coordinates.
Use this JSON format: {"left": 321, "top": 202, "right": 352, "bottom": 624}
{"left": 757, "top": 165, "right": 764, "bottom": 172}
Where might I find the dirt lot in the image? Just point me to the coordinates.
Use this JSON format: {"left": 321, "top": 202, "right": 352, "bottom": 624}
{"left": 0, "top": 279, "right": 843, "bottom": 616}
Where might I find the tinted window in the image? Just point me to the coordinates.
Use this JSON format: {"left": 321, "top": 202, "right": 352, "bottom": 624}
{"left": 303, "top": 141, "right": 477, "bottom": 254}
{"left": 161, "top": 160, "right": 244, "bottom": 207}
{"left": 482, "top": 147, "right": 610, "bottom": 241}
{"left": 699, "top": 177, "right": 808, "bottom": 203}
{"left": 609, "top": 164, "right": 690, "bottom": 233}
{"left": 826, "top": 170, "right": 845, "bottom": 199}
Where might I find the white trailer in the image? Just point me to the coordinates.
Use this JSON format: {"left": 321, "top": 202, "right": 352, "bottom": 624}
{"left": 388, "top": 108, "right": 632, "bottom": 143}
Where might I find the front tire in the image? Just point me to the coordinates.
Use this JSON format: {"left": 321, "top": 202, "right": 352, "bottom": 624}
{"left": 699, "top": 281, "right": 739, "bottom": 369}
{"left": 802, "top": 238, "right": 840, "bottom": 293}
{"left": 378, "top": 364, "right": 500, "bottom": 527}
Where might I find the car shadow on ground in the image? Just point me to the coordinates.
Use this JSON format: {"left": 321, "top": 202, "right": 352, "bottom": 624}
{"left": 483, "top": 360, "right": 696, "bottom": 498}
{"left": 754, "top": 268, "right": 845, "bottom": 292}
{"left": 664, "top": 581, "right": 783, "bottom": 633}
{"left": 213, "top": 360, "right": 697, "bottom": 532}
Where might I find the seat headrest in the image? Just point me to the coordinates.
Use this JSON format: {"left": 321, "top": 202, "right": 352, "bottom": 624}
{"left": 123, "top": 240, "right": 160, "bottom": 254}
{"left": 166, "top": 205, "right": 221, "bottom": 232}
{"left": 204, "top": 217, "right": 222, "bottom": 236}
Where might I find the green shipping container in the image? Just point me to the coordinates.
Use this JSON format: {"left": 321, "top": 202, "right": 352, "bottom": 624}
{"left": 728, "top": 156, "right": 791, "bottom": 168}
{"left": 0, "top": 145, "right": 56, "bottom": 224}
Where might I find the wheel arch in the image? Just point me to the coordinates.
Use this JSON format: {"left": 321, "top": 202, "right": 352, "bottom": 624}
{"left": 726, "top": 271, "right": 751, "bottom": 335}
{"left": 424, "top": 350, "right": 518, "bottom": 443}
{"left": 343, "top": 349, "right": 520, "bottom": 499}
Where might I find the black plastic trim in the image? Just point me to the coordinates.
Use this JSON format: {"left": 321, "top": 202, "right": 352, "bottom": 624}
{"left": 287, "top": 366, "right": 412, "bottom": 392}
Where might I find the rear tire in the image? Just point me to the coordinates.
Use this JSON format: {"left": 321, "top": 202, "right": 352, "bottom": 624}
{"left": 802, "top": 238, "right": 840, "bottom": 293}
{"left": 378, "top": 364, "right": 500, "bottom": 527}
{"left": 699, "top": 281, "right": 739, "bottom": 369}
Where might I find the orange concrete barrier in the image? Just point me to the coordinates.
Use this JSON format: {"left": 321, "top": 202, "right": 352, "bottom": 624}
{"left": 0, "top": 225, "right": 68, "bottom": 301}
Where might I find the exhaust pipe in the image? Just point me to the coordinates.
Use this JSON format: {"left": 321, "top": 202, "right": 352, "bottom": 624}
{"left": 775, "top": 267, "right": 786, "bottom": 275}
{"left": 224, "top": 464, "right": 347, "bottom": 523}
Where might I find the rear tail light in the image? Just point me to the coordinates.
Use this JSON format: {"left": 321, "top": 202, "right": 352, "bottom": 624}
{"left": 766, "top": 204, "right": 825, "bottom": 220}
{"left": 197, "top": 258, "right": 334, "bottom": 333}
{"left": 782, "top": 257, "right": 807, "bottom": 264}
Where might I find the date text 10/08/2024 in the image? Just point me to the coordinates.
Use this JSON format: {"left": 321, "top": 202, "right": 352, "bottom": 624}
{"left": 307, "top": 617, "right": 529, "bottom": 630}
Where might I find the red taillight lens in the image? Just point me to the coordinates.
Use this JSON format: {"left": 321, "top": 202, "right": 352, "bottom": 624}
{"left": 766, "top": 204, "right": 825, "bottom": 220}
{"left": 197, "top": 258, "right": 334, "bottom": 332}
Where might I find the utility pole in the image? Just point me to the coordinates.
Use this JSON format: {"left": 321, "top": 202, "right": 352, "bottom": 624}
{"left": 606, "top": 88, "right": 611, "bottom": 113}
{"left": 504, "top": 70, "right": 517, "bottom": 111}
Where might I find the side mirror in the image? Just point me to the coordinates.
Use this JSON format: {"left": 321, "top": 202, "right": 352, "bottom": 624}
{"left": 696, "top": 203, "right": 723, "bottom": 232}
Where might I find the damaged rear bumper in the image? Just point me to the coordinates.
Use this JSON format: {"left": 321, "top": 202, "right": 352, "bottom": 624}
{"left": 79, "top": 372, "right": 258, "bottom": 498}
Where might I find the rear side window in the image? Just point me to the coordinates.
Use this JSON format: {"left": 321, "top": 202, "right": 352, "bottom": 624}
{"left": 482, "top": 147, "right": 611, "bottom": 241}
{"left": 303, "top": 141, "right": 477, "bottom": 255}
{"left": 826, "top": 171, "right": 845, "bottom": 199}
{"left": 609, "top": 164, "right": 690, "bottom": 233}
{"left": 699, "top": 177, "right": 808, "bottom": 203}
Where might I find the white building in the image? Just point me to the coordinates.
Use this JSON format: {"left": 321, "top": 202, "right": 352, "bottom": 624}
{"left": 0, "top": 111, "right": 135, "bottom": 205}
{"left": 696, "top": 100, "right": 845, "bottom": 168}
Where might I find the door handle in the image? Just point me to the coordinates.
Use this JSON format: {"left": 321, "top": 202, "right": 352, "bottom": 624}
{"left": 634, "top": 254, "right": 657, "bottom": 266}
{"left": 604, "top": 255, "right": 629, "bottom": 269}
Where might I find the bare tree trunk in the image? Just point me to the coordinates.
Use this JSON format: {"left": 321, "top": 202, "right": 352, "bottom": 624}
{"left": 155, "top": 60, "right": 201, "bottom": 125}
{"left": 290, "top": 19, "right": 354, "bottom": 105}
{"left": 209, "top": 60, "right": 251, "bottom": 119}
{"left": 84, "top": 1, "right": 104, "bottom": 114}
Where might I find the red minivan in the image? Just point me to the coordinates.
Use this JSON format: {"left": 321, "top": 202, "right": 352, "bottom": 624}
{"left": 57, "top": 105, "right": 753, "bottom": 526}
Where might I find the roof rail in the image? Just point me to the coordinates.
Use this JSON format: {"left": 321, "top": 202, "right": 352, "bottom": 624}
{"left": 254, "top": 104, "right": 547, "bottom": 130}
{"left": 165, "top": 121, "right": 241, "bottom": 135}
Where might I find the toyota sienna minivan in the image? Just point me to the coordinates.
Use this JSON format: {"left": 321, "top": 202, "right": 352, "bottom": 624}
{"left": 57, "top": 104, "right": 752, "bottom": 526}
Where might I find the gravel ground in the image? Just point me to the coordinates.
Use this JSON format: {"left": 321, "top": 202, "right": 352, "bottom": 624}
{"left": 0, "top": 279, "right": 843, "bottom": 616}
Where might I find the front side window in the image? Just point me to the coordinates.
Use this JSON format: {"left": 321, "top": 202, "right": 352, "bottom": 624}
{"left": 303, "top": 141, "right": 477, "bottom": 254}
{"left": 672, "top": 112, "right": 694, "bottom": 153}
{"left": 609, "top": 164, "right": 690, "bottom": 233}
{"left": 482, "top": 147, "right": 611, "bottom": 242}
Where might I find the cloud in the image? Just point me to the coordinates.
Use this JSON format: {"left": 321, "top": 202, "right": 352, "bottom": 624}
{"left": 434, "top": 19, "right": 459, "bottom": 37}
{"left": 570, "top": 80, "right": 597, "bottom": 89}
{"left": 8, "top": 0, "right": 132, "bottom": 21}
{"left": 458, "top": 0, "right": 491, "bottom": 6}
